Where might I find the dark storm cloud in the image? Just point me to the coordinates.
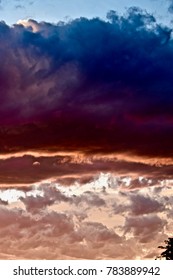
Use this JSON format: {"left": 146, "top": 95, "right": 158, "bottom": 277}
{"left": 0, "top": 8, "right": 173, "bottom": 158}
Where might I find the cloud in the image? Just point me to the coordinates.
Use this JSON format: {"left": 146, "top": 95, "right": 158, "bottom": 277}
{"left": 1, "top": 153, "right": 173, "bottom": 185}
{"left": 78, "top": 221, "right": 121, "bottom": 243}
{"left": 129, "top": 194, "right": 165, "bottom": 216}
{"left": 111, "top": 183, "right": 166, "bottom": 216}
{"left": 72, "top": 191, "right": 106, "bottom": 207}
{"left": 0, "top": 206, "right": 124, "bottom": 259}
{"left": 20, "top": 181, "right": 106, "bottom": 214}
{"left": 168, "top": 0, "right": 173, "bottom": 13}
{"left": 0, "top": 8, "right": 172, "bottom": 160}
{"left": 20, "top": 184, "right": 72, "bottom": 213}
{"left": 124, "top": 214, "right": 167, "bottom": 243}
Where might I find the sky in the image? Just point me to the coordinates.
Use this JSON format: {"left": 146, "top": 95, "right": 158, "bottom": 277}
{"left": 0, "top": 0, "right": 172, "bottom": 25}
{"left": 0, "top": 0, "right": 173, "bottom": 260}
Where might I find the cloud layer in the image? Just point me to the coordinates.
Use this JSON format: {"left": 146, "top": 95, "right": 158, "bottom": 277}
{"left": 0, "top": 177, "right": 171, "bottom": 260}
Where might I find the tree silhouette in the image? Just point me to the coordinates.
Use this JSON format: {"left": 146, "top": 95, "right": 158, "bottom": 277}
{"left": 156, "top": 238, "right": 173, "bottom": 260}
